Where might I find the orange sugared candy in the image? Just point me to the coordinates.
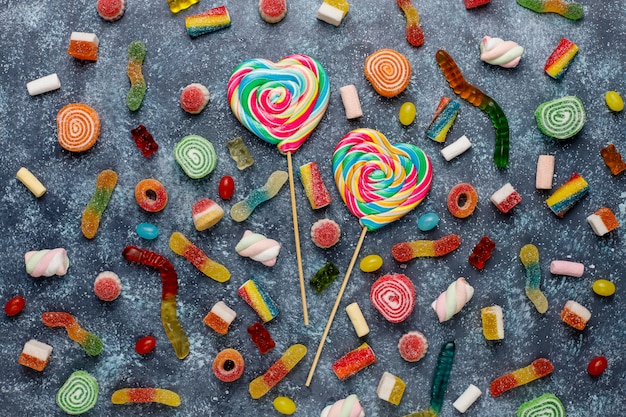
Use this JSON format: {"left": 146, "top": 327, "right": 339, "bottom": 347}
{"left": 56, "top": 103, "right": 100, "bottom": 152}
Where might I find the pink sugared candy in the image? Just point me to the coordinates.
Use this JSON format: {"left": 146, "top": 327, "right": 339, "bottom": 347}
{"left": 94, "top": 271, "right": 122, "bottom": 301}
{"left": 311, "top": 218, "right": 341, "bottom": 248}
{"left": 490, "top": 183, "right": 521, "bottom": 213}
{"left": 398, "top": 331, "right": 428, "bottom": 362}
{"left": 259, "top": 0, "right": 287, "bottom": 23}
{"left": 180, "top": 83, "right": 210, "bottom": 114}
{"left": 192, "top": 198, "right": 224, "bottom": 231}
{"left": 370, "top": 273, "right": 416, "bottom": 323}
{"left": 561, "top": 300, "right": 591, "bottom": 330}
{"left": 96, "top": 0, "right": 126, "bottom": 21}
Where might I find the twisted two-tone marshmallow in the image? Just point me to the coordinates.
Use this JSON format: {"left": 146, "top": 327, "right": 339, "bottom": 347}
{"left": 235, "top": 230, "right": 281, "bottom": 266}
{"left": 480, "top": 36, "right": 524, "bottom": 68}
{"left": 432, "top": 277, "right": 474, "bottom": 322}
{"left": 25, "top": 248, "right": 70, "bottom": 277}
{"left": 370, "top": 273, "right": 416, "bottom": 323}
{"left": 227, "top": 54, "right": 330, "bottom": 154}
{"left": 333, "top": 128, "right": 432, "bottom": 231}
{"left": 321, "top": 394, "right": 365, "bottom": 417}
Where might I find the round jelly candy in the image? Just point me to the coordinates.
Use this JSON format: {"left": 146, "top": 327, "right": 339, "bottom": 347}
{"left": 219, "top": 175, "right": 235, "bottom": 200}
{"left": 273, "top": 396, "right": 296, "bottom": 415}
{"left": 399, "top": 102, "right": 417, "bottom": 126}
{"left": 136, "top": 222, "right": 159, "bottom": 240}
{"left": 135, "top": 336, "right": 156, "bottom": 355}
{"left": 605, "top": 91, "right": 624, "bottom": 112}
{"left": 417, "top": 212, "right": 439, "bottom": 231}
{"left": 592, "top": 279, "right": 615, "bottom": 297}
{"left": 359, "top": 254, "right": 383, "bottom": 272}
{"left": 4, "top": 295, "right": 25, "bottom": 317}
{"left": 587, "top": 356, "right": 608, "bottom": 376}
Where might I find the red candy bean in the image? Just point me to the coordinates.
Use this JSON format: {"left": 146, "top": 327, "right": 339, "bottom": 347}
{"left": 219, "top": 175, "right": 235, "bottom": 200}
{"left": 135, "top": 336, "right": 156, "bottom": 355}
{"left": 587, "top": 356, "right": 607, "bottom": 376}
{"left": 4, "top": 296, "right": 25, "bottom": 317}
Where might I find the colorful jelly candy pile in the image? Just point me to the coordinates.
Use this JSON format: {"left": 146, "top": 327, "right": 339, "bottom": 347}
{"left": 435, "top": 49, "right": 510, "bottom": 168}
{"left": 81, "top": 169, "right": 117, "bottom": 239}
{"left": 230, "top": 170, "right": 288, "bottom": 222}
{"left": 111, "top": 388, "right": 181, "bottom": 406}
{"left": 126, "top": 40, "right": 147, "bottom": 111}
{"left": 489, "top": 358, "right": 554, "bottom": 396}
{"left": 122, "top": 246, "right": 189, "bottom": 359}
{"left": 391, "top": 234, "right": 461, "bottom": 263}
{"left": 248, "top": 344, "right": 307, "bottom": 399}
{"left": 520, "top": 243, "right": 548, "bottom": 314}
{"left": 169, "top": 231, "right": 230, "bottom": 282}
{"left": 56, "top": 370, "right": 99, "bottom": 415}
{"left": 42, "top": 311, "right": 103, "bottom": 356}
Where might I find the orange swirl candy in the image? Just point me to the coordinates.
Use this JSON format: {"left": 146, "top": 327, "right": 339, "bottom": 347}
{"left": 364, "top": 49, "right": 411, "bottom": 98}
{"left": 56, "top": 103, "right": 100, "bottom": 152}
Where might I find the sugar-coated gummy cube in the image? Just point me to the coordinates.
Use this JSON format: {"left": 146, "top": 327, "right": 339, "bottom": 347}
{"left": 376, "top": 371, "right": 406, "bottom": 405}
{"left": 490, "top": 183, "right": 521, "bottom": 213}
{"left": 203, "top": 301, "right": 236, "bottom": 334}
{"left": 586, "top": 207, "right": 620, "bottom": 236}
{"left": 561, "top": 300, "right": 591, "bottom": 330}
{"left": 18, "top": 339, "right": 53, "bottom": 371}
{"left": 481, "top": 305, "right": 504, "bottom": 341}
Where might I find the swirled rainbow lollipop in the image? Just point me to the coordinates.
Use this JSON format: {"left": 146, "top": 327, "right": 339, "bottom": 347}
{"left": 306, "top": 128, "right": 432, "bottom": 385}
{"left": 227, "top": 54, "right": 330, "bottom": 326}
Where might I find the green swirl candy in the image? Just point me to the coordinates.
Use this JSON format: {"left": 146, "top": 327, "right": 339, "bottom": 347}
{"left": 174, "top": 135, "right": 217, "bottom": 179}
{"left": 535, "top": 96, "right": 585, "bottom": 140}
{"left": 517, "top": 393, "right": 565, "bottom": 417}
{"left": 56, "top": 370, "right": 99, "bottom": 415}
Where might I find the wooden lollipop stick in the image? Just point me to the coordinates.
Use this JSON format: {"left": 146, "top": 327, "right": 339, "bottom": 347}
{"left": 287, "top": 152, "right": 309, "bottom": 326}
{"left": 305, "top": 226, "right": 368, "bottom": 386}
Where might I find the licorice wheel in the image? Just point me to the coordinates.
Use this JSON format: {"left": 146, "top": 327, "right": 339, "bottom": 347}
{"left": 364, "top": 49, "right": 411, "bottom": 98}
{"left": 370, "top": 273, "right": 416, "bottom": 323}
{"left": 447, "top": 183, "right": 478, "bottom": 218}
{"left": 56, "top": 103, "right": 100, "bottom": 152}
{"left": 212, "top": 348, "right": 245, "bottom": 382}
{"left": 135, "top": 178, "right": 168, "bottom": 212}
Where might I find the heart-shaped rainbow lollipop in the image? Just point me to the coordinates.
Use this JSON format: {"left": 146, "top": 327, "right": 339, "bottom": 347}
{"left": 333, "top": 128, "right": 433, "bottom": 231}
{"left": 227, "top": 54, "right": 330, "bottom": 154}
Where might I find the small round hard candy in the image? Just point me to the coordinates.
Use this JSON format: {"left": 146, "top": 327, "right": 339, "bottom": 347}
{"left": 136, "top": 222, "right": 159, "bottom": 240}
{"left": 417, "top": 212, "right": 439, "bottom": 231}
{"left": 359, "top": 254, "right": 383, "bottom": 272}
{"left": 219, "top": 175, "right": 235, "bottom": 200}
{"left": 592, "top": 279, "right": 615, "bottom": 297}
{"left": 587, "top": 356, "right": 607, "bottom": 376}
{"left": 311, "top": 218, "right": 341, "bottom": 249}
{"left": 4, "top": 295, "right": 25, "bottom": 317}
{"left": 398, "top": 330, "right": 428, "bottom": 362}
{"left": 399, "top": 102, "right": 416, "bottom": 126}
{"left": 273, "top": 396, "right": 296, "bottom": 415}
{"left": 605, "top": 91, "right": 624, "bottom": 112}
{"left": 135, "top": 336, "right": 156, "bottom": 355}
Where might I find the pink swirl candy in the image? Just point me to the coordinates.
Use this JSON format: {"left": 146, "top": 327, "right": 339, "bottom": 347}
{"left": 332, "top": 128, "right": 432, "bottom": 231}
{"left": 25, "top": 248, "right": 70, "bottom": 277}
{"left": 480, "top": 36, "right": 524, "bottom": 68}
{"left": 227, "top": 54, "right": 330, "bottom": 154}
{"left": 321, "top": 394, "right": 365, "bottom": 417}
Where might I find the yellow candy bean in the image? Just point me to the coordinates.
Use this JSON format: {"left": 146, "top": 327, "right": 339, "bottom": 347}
{"left": 605, "top": 91, "right": 624, "bottom": 112}
{"left": 273, "top": 396, "right": 296, "bottom": 415}
{"left": 359, "top": 254, "right": 383, "bottom": 272}
{"left": 592, "top": 279, "right": 615, "bottom": 297}
{"left": 399, "top": 102, "right": 416, "bottom": 126}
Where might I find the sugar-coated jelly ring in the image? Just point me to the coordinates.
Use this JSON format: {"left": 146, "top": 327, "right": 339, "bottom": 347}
{"left": 213, "top": 348, "right": 245, "bottom": 382}
{"left": 135, "top": 179, "right": 168, "bottom": 212}
{"left": 447, "top": 183, "right": 478, "bottom": 218}
{"left": 56, "top": 103, "right": 101, "bottom": 152}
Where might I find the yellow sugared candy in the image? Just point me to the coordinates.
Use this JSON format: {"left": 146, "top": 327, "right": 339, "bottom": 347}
{"left": 273, "top": 396, "right": 297, "bottom": 415}
{"left": 605, "top": 91, "right": 624, "bottom": 112}
{"left": 399, "top": 102, "right": 417, "bottom": 126}
{"left": 592, "top": 279, "right": 615, "bottom": 297}
{"left": 359, "top": 254, "right": 383, "bottom": 272}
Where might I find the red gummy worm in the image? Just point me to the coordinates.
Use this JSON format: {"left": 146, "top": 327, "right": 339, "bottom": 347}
{"left": 435, "top": 50, "right": 509, "bottom": 168}
{"left": 122, "top": 245, "right": 177, "bottom": 298}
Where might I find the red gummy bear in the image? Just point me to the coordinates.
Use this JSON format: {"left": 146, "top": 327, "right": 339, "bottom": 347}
{"left": 468, "top": 236, "right": 496, "bottom": 269}
{"left": 247, "top": 322, "right": 275, "bottom": 354}
{"left": 130, "top": 124, "right": 159, "bottom": 157}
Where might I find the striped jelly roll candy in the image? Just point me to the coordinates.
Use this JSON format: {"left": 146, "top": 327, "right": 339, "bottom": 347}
{"left": 535, "top": 96, "right": 585, "bottom": 140}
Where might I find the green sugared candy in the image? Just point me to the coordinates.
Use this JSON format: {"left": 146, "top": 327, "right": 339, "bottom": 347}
{"left": 399, "top": 102, "right": 417, "bottom": 126}
{"left": 273, "top": 396, "right": 296, "bottom": 415}
{"left": 592, "top": 279, "right": 615, "bottom": 297}
{"left": 56, "top": 370, "right": 99, "bottom": 415}
{"left": 359, "top": 254, "right": 383, "bottom": 272}
{"left": 605, "top": 91, "right": 624, "bottom": 112}
{"left": 310, "top": 262, "right": 340, "bottom": 293}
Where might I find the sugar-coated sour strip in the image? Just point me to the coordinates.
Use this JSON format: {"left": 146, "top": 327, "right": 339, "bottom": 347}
{"left": 435, "top": 50, "right": 509, "bottom": 168}
{"left": 520, "top": 244, "right": 548, "bottom": 314}
{"left": 185, "top": 6, "right": 231, "bottom": 38}
{"left": 517, "top": 0, "right": 583, "bottom": 20}
{"left": 392, "top": 234, "right": 461, "bottom": 263}
{"left": 237, "top": 278, "right": 280, "bottom": 322}
{"left": 397, "top": 0, "right": 424, "bottom": 47}
{"left": 112, "top": 388, "right": 181, "bottom": 406}
{"left": 42, "top": 312, "right": 103, "bottom": 356}
{"left": 169, "top": 231, "right": 230, "bottom": 282}
{"left": 122, "top": 246, "right": 189, "bottom": 359}
{"left": 81, "top": 169, "right": 117, "bottom": 239}
{"left": 489, "top": 358, "right": 554, "bottom": 396}
{"left": 231, "top": 170, "right": 288, "bottom": 222}
{"left": 545, "top": 173, "right": 588, "bottom": 217}
{"left": 126, "top": 40, "right": 146, "bottom": 111}
{"left": 249, "top": 344, "right": 307, "bottom": 399}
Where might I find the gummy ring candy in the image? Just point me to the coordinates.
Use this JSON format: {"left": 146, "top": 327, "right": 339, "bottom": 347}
{"left": 135, "top": 179, "right": 168, "bottom": 212}
{"left": 212, "top": 348, "right": 245, "bottom": 382}
{"left": 447, "top": 183, "right": 478, "bottom": 219}
{"left": 56, "top": 103, "right": 100, "bottom": 152}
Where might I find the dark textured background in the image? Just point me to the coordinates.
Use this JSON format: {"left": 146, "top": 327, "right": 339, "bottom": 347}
{"left": 0, "top": 0, "right": 624, "bottom": 415}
